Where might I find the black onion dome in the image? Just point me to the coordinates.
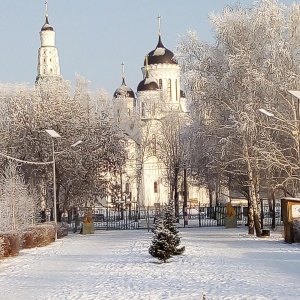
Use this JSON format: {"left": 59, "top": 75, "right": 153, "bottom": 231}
{"left": 114, "top": 78, "right": 135, "bottom": 98}
{"left": 41, "top": 16, "right": 54, "bottom": 31}
{"left": 144, "top": 36, "right": 177, "bottom": 66}
{"left": 180, "top": 90, "right": 186, "bottom": 98}
{"left": 137, "top": 77, "right": 159, "bottom": 92}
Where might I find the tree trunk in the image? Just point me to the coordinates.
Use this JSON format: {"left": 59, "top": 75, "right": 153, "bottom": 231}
{"left": 248, "top": 204, "right": 254, "bottom": 234}
{"left": 243, "top": 139, "right": 261, "bottom": 236}
{"left": 67, "top": 207, "right": 73, "bottom": 224}
{"left": 174, "top": 166, "right": 179, "bottom": 222}
{"left": 209, "top": 188, "right": 214, "bottom": 207}
{"left": 136, "top": 167, "right": 142, "bottom": 219}
{"left": 271, "top": 189, "right": 276, "bottom": 229}
{"left": 215, "top": 180, "right": 220, "bottom": 206}
{"left": 56, "top": 182, "right": 61, "bottom": 222}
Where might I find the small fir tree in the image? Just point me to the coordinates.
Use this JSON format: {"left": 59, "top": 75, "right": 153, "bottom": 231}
{"left": 149, "top": 202, "right": 185, "bottom": 263}
{"left": 163, "top": 202, "right": 185, "bottom": 255}
{"left": 149, "top": 218, "right": 174, "bottom": 263}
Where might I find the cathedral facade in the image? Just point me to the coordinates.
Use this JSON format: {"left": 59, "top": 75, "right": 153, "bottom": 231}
{"left": 111, "top": 21, "right": 206, "bottom": 208}
{"left": 36, "top": 8, "right": 210, "bottom": 209}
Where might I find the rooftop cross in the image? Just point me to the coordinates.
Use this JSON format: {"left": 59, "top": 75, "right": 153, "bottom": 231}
{"left": 121, "top": 62, "right": 125, "bottom": 80}
{"left": 157, "top": 15, "right": 161, "bottom": 36}
{"left": 45, "top": 0, "right": 48, "bottom": 17}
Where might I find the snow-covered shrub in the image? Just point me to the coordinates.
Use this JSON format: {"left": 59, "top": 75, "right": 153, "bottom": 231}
{"left": 0, "top": 234, "right": 9, "bottom": 258}
{"left": 44, "top": 221, "right": 56, "bottom": 241}
{"left": 21, "top": 230, "right": 34, "bottom": 249}
{"left": 7, "top": 232, "right": 20, "bottom": 256}
{"left": 57, "top": 222, "right": 68, "bottom": 239}
{"left": 37, "top": 224, "right": 55, "bottom": 246}
{"left": 22, "top": 224, "right": 55, "bottom": 248}
{"left": 0, "top": 231, "right": 20, "bottom": 258}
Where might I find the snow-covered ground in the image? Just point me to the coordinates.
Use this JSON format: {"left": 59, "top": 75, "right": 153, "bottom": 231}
{"left": 0, "top": 227, "right": 299, "bottom": 300}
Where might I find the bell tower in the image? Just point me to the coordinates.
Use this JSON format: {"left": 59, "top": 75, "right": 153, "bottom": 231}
{"left": 36, "top": 1, "right": 61, "bottom": 82}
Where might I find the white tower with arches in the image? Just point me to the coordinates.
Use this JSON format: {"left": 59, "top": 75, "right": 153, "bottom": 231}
{"left": 36, "top": 1, "right": 61, "bottom": 82}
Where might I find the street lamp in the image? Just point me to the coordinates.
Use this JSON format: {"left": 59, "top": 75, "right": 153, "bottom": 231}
{"left": 288, "top": 90, "right": 300, "bottom": 99}
{"left": 257, "top": 108, "right": 274, "bottom": 117}
{"left": 45, "top": 129, "right": 82, "bottom": 240}
{"left": 45, "top": 129, "right": 61, "bottom": 240}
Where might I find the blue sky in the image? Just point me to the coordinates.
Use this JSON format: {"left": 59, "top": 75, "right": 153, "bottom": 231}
{"left": 0, "top": 0, "right": 296, "bottom": 95}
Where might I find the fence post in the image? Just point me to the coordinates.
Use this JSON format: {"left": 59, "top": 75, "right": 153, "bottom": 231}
{"left": 260, "top": 199, "right": 264, "bottom": 229}
{"left": 272, "top": 191, "right": 276, "bottom": 229}
{"left": 199, "top": 203, "right": 201, "bottom": 227}
{"left": 106, "top": 207, "right": 109, "bottom": 231}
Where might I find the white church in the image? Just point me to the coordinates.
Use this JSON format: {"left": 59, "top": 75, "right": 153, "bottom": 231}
{"left": 36, "top": 6, "right": 211, "bottom": 209}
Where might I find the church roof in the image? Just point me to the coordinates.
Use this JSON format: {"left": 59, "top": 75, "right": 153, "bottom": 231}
{"left": 114, "top": 78, "right": 135, "bottom": 98}
{"left": 144, "top": 36, "right": 177, "bottom": 66}
{"left": 41, "top": 16, "right": 54, "bottom": 31}
{"left": 137, "top": 77, "right": 159, "bottom": 92}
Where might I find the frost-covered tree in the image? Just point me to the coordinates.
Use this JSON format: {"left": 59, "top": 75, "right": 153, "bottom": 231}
{"left": 0, "top": 162, "right": 37, "bottom": 232}
{"left": 0, "top": 76, "right": 127, "bottom": 219}
{"left": 175, "top": 0, "right": 300, "bottom": 236}
{"left": 156, "top": 112, "right": 190, "bottom": 220}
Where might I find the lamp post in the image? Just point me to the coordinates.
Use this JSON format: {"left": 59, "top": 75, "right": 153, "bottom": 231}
{"left": 45, "top": 129, "right": 82, "bottom": 240}
{"left": 258, "top": 109, "right": 278, "bottom": 229}
{"left": 45, "top": 130, "right": 61, "bottom": 240}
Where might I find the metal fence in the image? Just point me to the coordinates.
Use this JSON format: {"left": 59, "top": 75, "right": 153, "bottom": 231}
{"left": 65, "top": 203, "right": 283, "bottom": 231}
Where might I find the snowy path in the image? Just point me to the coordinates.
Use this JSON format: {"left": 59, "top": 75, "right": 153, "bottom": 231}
{"left": 0, "top": 227, "right": 299, "bottom": 300}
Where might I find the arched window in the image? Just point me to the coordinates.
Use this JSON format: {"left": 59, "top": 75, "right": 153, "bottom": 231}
{"left": 152, "top": 103, "right": 156, "bottom": 115}
{"left": 117, "top": 109, "right": 120, "bottom": 123}
{"left": 154, "top": 182, "right": 158, "bottom": 193}
{"left": 125, "top": 183, "right": 130, "bottom": 194}
{"left": 168, "top": 79, "right": 172, "bottom": 99}
{"left": 175, "top": 79, "right": 178, "bottom": 101}
{"left": 142, "top": 103, "right": 145, "bottom": 117}
{"left": 159, "top": 79, "right": 163, "bottom": 89}
{"left": 128, "top": 108, "right": 131, "bottom": 116}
